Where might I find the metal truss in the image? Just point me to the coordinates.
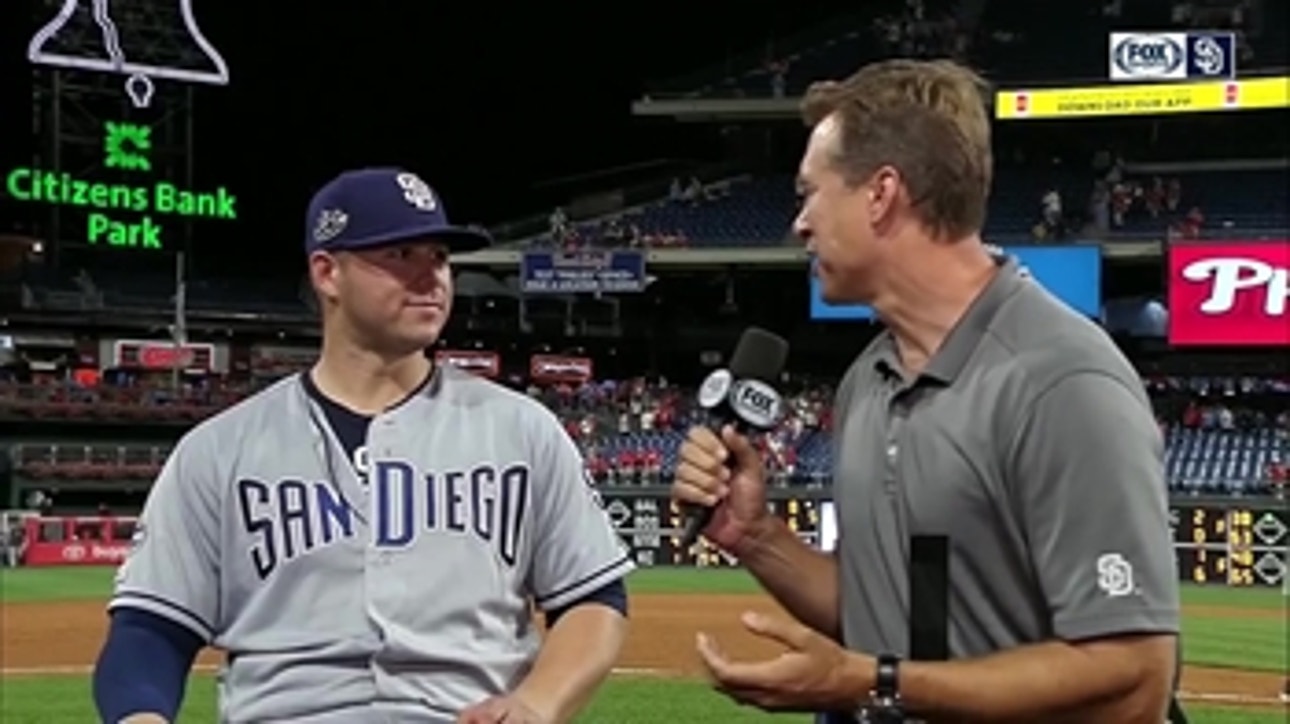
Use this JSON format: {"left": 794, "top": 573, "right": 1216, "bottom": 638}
{"left": 28, "top": 0, "right": 205, "bottom": 268}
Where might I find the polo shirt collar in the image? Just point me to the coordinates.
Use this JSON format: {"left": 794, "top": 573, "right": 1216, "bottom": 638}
{"left": 873, "top": 253, "right": 1025, "bottom": 384}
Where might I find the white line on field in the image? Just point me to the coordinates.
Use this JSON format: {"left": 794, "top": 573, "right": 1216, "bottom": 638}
{"left": 1178, "top": 690, "right": 1287, "bottom": 705}
{"left": 0, "top": 664, "right": 674, "bottom": 678}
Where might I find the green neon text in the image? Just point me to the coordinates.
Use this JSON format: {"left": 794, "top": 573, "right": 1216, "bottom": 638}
{"left": 4, "top": 167, "right": 238, "bottom": 250}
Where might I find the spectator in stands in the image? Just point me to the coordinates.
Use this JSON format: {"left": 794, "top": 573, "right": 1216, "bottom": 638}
{"left": 641, "top": 448, "right": 661, "bottom": 484}
{"left": 1105, "top": 154, "right": 1125, "bottom": 185}
{"left": 603, "top": 217, "right": 626, "bottom": 246}
{"left": 767, "top": 59, "right": 789, "bottom": 98}
{"left": 1039, "top": 187, "right": 1064, "bottom": 239}
{"left": 1266, "top": 456, "right": 1285, "bottom": 490}
{"left": 1111, "top": 179, "right": 1133, "bottom": 227}
{"left": 1088, "top": 180, "right": 1112, "bottom": 234}
{"left": 1165, "top": 178, "right": 1183, "bottom": 213}
{"left": 548, "top": 206, "right": 570, "bottom": 246}
{"left": 549, "top": 206, "right": 568, "bottom": 234}
{"left": 1172, "top": 206, "right": 1204, "bottom": 240}
{"left": 682, "top": 177, "right": 704, "bottom": 206}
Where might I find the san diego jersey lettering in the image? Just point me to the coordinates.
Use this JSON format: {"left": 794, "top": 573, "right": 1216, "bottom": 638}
{"left": 237, "top": 461, "right": 530, "bottom": 580}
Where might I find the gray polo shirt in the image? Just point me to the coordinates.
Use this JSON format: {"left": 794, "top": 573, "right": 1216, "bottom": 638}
{"left": 833, "top": 256, "right": 1179, "bottom": 658}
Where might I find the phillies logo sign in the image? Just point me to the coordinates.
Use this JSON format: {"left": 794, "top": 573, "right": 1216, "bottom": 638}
{"left": 1167, "top": 242, "right": 1289, "bottom": 347}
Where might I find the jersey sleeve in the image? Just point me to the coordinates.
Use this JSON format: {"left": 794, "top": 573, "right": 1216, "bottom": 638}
{"left": 109, "top": 431, "right": 221, "bottom": 644}
{"left": 1008, "top": 372, "right": 1180, "bottom": 641}
{"left": 526, "top": 409, "right": 635, "bottom": 612}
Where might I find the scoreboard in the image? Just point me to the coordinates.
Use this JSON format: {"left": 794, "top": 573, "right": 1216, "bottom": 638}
{"left": 1171, "top": 501, "right": 1289, "bottom": 587}
{"left": 599, "top": 494, "right": 822, "bottom": 568}
{"left": 599, "top": 489, "right": 1289, "bottom": 588}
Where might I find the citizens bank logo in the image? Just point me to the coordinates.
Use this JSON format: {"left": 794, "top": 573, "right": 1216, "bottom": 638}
{"left": 1109, "top": 31, "right": 1235, "bottom": 81}
{"left": 104, "top": 121, "right": 152, "bottom": 172}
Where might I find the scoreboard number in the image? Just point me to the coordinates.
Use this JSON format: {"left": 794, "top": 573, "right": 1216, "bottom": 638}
{"left": 1173, "top": 502, "right": 1288, "bottom": 588}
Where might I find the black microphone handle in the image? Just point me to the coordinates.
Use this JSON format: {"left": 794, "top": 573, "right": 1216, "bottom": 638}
{"left": 678, "top": 411, "right": 752, "bottom": 550}
{"left": 679, "top": 500, "right": 716, "bottom": 550}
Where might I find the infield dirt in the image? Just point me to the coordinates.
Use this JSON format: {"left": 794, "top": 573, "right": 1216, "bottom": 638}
{"left": 2, "top": 594, "right": 1285, "bottom": 710}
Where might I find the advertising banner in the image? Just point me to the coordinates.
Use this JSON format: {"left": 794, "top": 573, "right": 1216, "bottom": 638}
{"left": 810, "top": 245, "right": 1103, "bottom": 321}
{"left": 250, "top": 344, "right": 318, "bottom": 377}
{"left": 109, "top": 338, "right": 221, "bottom": 372}
{"left": 434, "top": 349, "right": 500, "bottom": 378}
{"left": 1167, "top": 241, "right": 1289, "bottom": 347}
{"left": 521, "top": 250, "right": 646, "bottom": 294}
{"left": 994, "top": 76, "right": 1287, "bottom": 120}
{"left": 23, "top": 541, "right": 131, "bottom": 567}
{"left": 530, "top": 354, "right": 594, "bottom": 383}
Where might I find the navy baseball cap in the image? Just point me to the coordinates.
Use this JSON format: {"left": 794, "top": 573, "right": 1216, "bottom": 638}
{"left": 305, "top": 167, "right": 491, "bottom": 254}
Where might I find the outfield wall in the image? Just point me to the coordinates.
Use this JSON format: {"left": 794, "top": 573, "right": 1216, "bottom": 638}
{"left": 594, "top": 488, "right": 1290, "bottom": 590}
{"left": 2, "top": 490, "right": 1287, "bottom": 589}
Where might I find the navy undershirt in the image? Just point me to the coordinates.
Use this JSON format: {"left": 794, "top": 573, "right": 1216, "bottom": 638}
{"left": 299, "top": 368, "right": 431, "bottom": 481}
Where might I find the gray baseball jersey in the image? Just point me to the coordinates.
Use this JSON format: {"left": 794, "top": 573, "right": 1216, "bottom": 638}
{"left": 832, "top": 255, "right": 1179, "bottom": 658}
{"left": 110, "top": 366, "right": 634, "bottom": 723}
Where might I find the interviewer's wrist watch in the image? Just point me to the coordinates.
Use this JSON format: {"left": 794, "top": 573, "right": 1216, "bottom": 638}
{"left": 863, "top": 653, "right": 903, "bottom": 722}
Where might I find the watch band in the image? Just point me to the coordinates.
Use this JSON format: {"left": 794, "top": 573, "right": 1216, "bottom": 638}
{"left": 867, "top": 653, "right": 903, "bottom": 722}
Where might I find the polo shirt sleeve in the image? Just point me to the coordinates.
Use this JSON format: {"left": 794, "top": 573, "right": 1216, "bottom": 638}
{"left": 1007, "top": 371, "right": 1180, "bottom": 641}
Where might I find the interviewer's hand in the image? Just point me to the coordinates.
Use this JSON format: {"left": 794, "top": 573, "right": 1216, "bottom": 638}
{"left": 698, "top": 611, "right": 872, "bottom": 713}
{"left": 671, "top": 424, "right": 768, "bottom": 551}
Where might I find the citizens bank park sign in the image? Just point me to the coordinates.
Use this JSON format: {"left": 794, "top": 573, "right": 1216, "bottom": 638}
{"left": 13, "top": 0, "right": 236, "bottom": 251}
{"left": 4, "top": 121, "right": 238, "bottom": 251}
{"left": 1167, "top": 241, "right": 1289, "bottom": 347}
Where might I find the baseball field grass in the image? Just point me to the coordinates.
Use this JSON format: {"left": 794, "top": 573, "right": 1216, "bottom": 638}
{"left": 1, "top": 566, "right": 1286, "bottom": 723}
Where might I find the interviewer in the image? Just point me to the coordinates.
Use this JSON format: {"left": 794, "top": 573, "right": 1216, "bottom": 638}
{"left": 671, "top": 58, "right": 1181, "bottom": 724}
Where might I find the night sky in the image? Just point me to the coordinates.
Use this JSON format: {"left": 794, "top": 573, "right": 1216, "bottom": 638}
{"left": 0, "top": 1, "right": 853, "bottom": 279}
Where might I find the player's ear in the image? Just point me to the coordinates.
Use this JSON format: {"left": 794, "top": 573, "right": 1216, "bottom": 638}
{"left": 308, "top": 250, "right": 341, "bottom": 300}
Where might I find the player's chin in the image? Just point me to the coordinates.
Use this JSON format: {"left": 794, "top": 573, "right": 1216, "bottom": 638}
{"left": 399, "top": 322, "right": 443, "bottom": 348}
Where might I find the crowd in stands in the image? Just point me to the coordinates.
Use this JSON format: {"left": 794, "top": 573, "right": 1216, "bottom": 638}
{"left": 512, "top": 0, "right": 1285, "bottom": 251}
{"left": 524, "top": 375, "right": 834, "bottom": 486}
{"left": 535, "top": 177, "right": 727, "bottom": 251}
{"left": 4, "top": 368, "right": 1285, "bottom": 497}
{"left": 0, "top": 369, "right": 252, "bottom": 423}
{"left": 526, "top": 162, "right": 1286, "bottom": 250}
{"left": 1037, "top": 162, "right": 1208, "bottom": 243}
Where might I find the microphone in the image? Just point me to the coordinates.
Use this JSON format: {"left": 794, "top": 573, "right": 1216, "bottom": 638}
{"left": 679, "top": 327, "right": 791, "bottom": 549}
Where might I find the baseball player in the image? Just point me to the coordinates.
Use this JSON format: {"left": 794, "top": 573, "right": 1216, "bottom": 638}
{"left": 672, "top": 60, "right": 1181, "bottom": 723}
{"left": 92, "top": 167, "right": 634, "bottom": 724}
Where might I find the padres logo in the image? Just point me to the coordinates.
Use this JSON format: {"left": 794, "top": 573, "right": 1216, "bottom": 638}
{"left": 396, "top": 172, "right": 437, "bottom": 211}
{"left": 1096, "top": 553, "right": 1135, "bottom": 597}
